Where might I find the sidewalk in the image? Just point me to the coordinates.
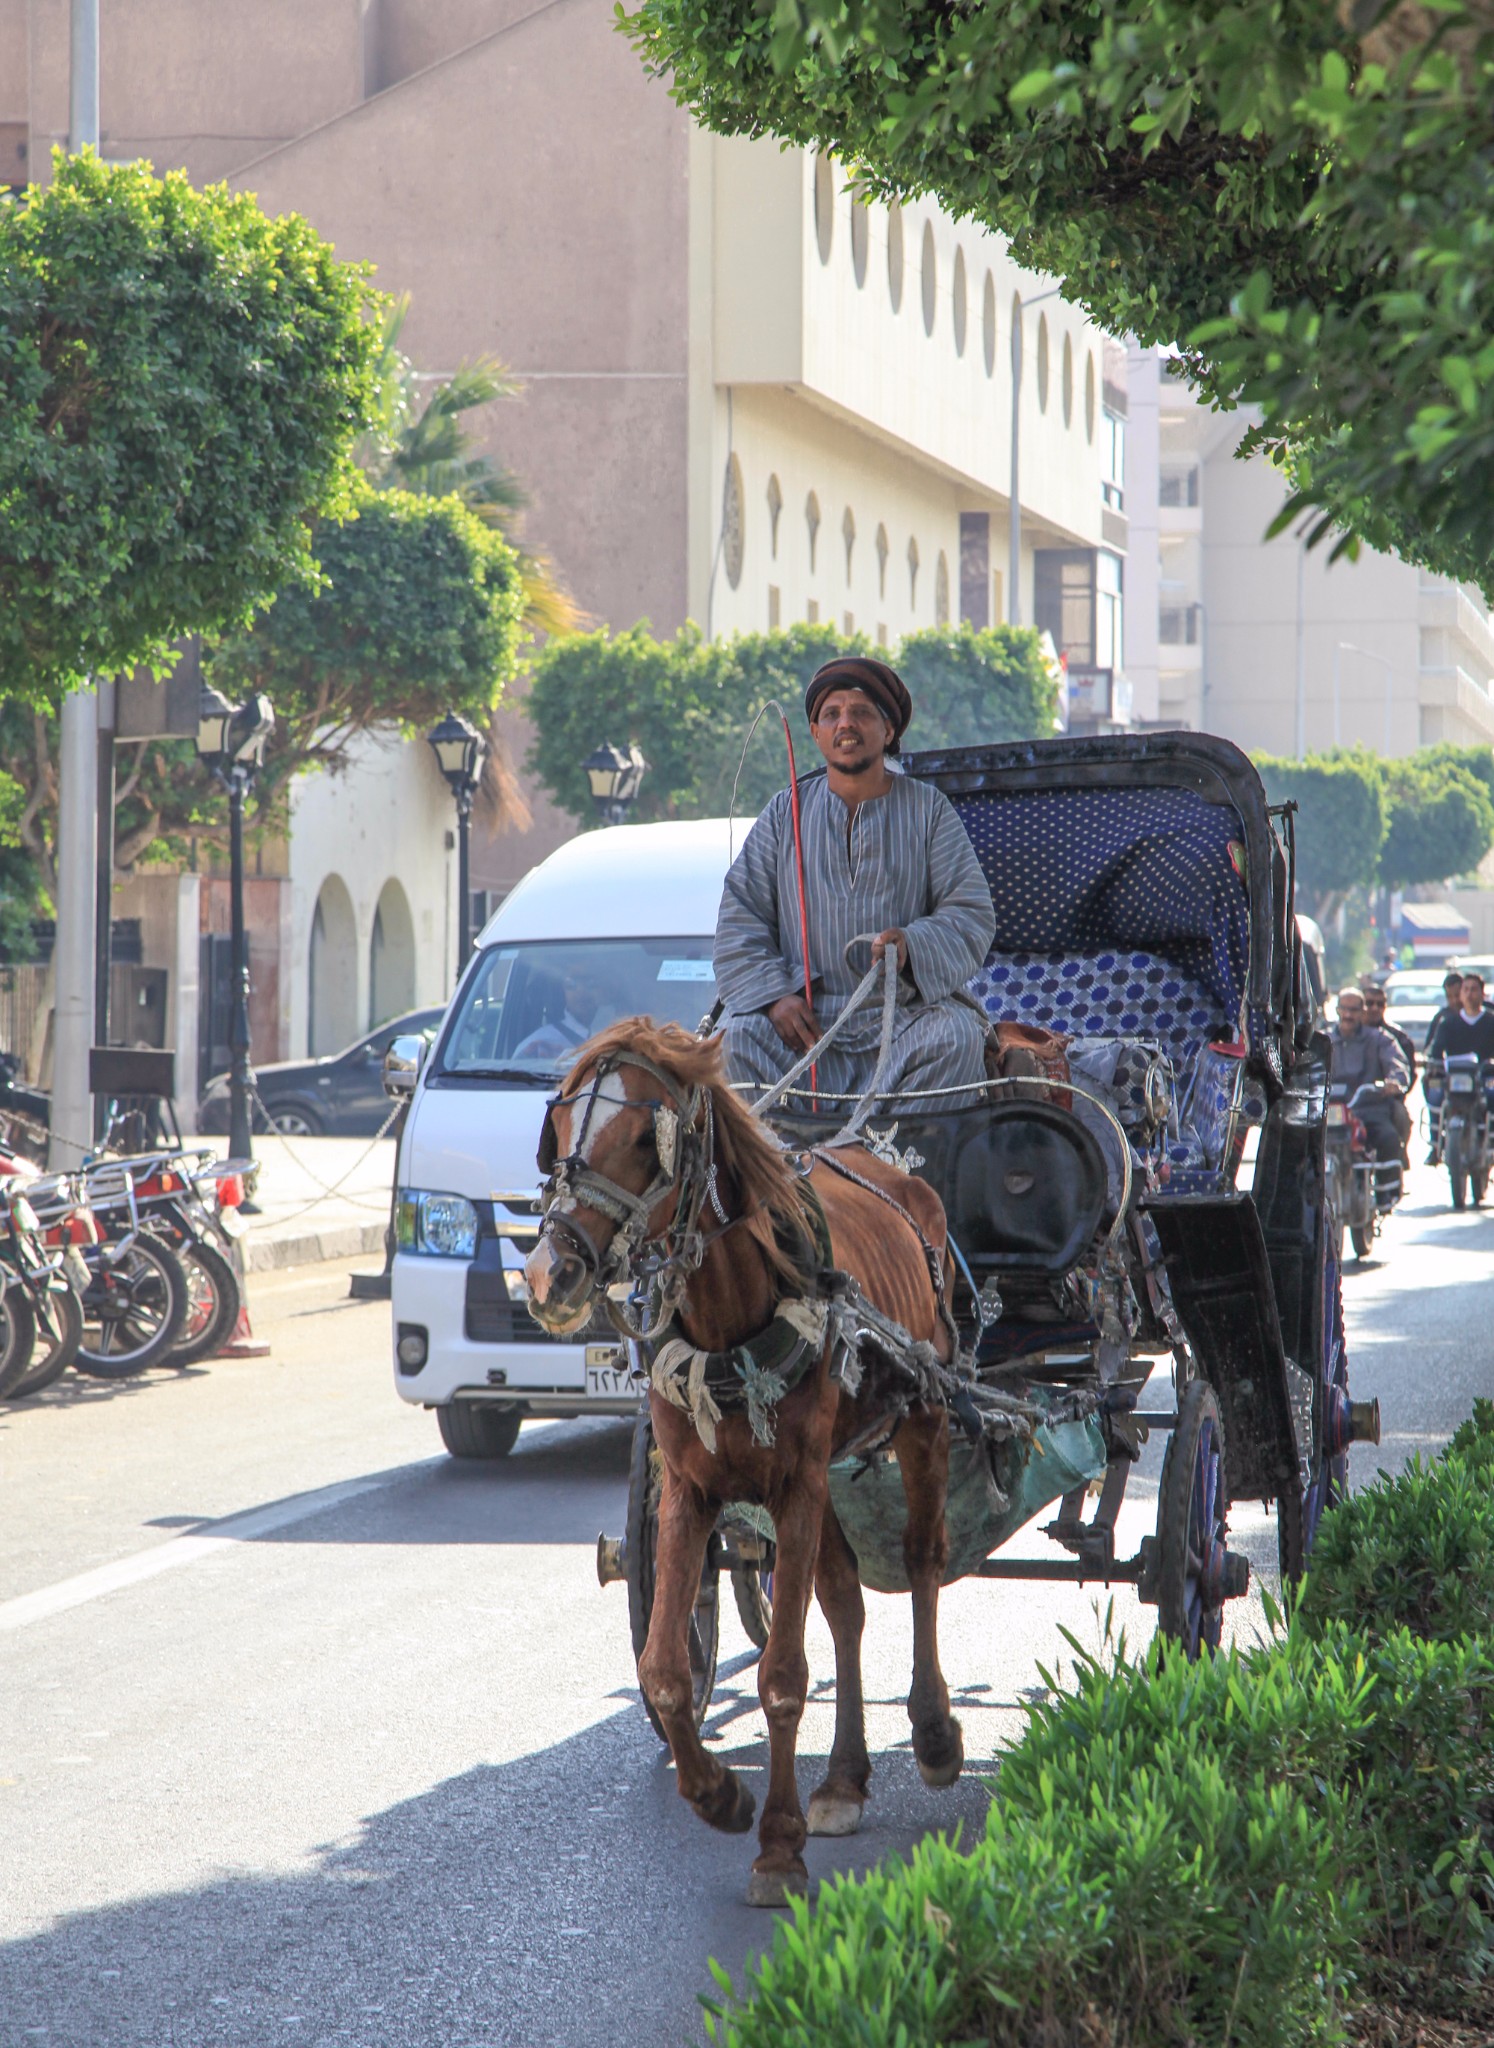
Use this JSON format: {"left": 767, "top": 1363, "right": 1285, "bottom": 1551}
{"left": 183, "top": 1132, "right": 397, "bottom": 1274}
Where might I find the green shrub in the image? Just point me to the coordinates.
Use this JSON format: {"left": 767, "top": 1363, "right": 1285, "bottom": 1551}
{"left": 1446, "top": 1399, "right": 1494, "bottom": 1474}
{"left": 704, "top": 1737, "right": 1358, "bottom": 2047}
{"left": 1002, "top": 1624, "right": 1494, "bottom": 2012}
{"left": 1296, "top": 1454, "right": 1494, "bottom": 1646}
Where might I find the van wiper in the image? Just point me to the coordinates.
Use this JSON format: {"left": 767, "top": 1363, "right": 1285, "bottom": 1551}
{"left": 439, "top": 1065, "right": 560, "bottom": 1085}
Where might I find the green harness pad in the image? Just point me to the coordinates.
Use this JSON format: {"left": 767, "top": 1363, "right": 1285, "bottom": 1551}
{"left": 825, "top": 1399, "right": 1109, "bottom": 1594}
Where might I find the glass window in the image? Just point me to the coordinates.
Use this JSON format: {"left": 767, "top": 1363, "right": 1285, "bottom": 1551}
{"left": 434, "top": 939, "right": 718, "bottom": 1083}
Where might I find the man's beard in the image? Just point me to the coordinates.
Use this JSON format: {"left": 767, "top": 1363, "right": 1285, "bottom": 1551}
{"left": 831, "top": 745, "right": 881, "bottom": 775}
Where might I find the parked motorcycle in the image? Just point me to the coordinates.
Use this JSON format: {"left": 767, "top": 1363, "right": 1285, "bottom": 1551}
{"left": 1325, "top": 1078, "right": 1403, "bottom": 1258}
{"left": 1423, "top": 1055, "right": 1493, "bottom": 1211}
{"left": 0, "top": 1174, "right": 84, "bottom": 1399}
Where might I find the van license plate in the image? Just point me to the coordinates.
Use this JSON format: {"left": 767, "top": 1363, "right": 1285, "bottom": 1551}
{"left": 585, "top": 1346, "right": 629, "bottom": 1398}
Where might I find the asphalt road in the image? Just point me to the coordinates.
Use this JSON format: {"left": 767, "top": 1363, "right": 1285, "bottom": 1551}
{"left": 0, "top": 1157, "right": 1486, "bottom": 2048}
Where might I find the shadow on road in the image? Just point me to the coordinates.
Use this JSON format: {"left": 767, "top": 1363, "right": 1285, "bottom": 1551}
{"left": 0, "top": 1700, "right": 997, "bottom": 2048}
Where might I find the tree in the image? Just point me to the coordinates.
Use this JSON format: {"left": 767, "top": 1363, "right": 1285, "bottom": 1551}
{"left": 623, "top": 1, "right": 1494, "bottom": 594}
{"left": 357, "top": 297, "right": 579, "bottom": 636}
{"left": 1255, "top": 751, "right": 1386, "bottom": 927}
{"left": 0, "top": 151, "right": 380, "bottom": 702}
{"left": 1379, "top": 755, "right": 1494, "bottom": 890}
{"left": 524, "top": 618, "right": 1058, "bottom": 822}
{"left": 206, "top": 488, "right": 526, "bottom": 821}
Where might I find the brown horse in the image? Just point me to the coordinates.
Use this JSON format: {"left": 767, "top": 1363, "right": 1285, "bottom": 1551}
{"left": 523, "top": 1019, "right": 963, "bottom": 1905}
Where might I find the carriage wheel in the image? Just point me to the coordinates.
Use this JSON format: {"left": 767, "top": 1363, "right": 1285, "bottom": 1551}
{"left": 1155, "top": 1380, "right": 1233, "bottom": 1658}
{"left": 1278, "top": 1258, "right": 1350, "bottom": 1584}
{"left": 730, "top": 1559, "right": 775, "bottom": 1652}
{"left": 624, "top": 1408, "right": 720, "bottom": 1743}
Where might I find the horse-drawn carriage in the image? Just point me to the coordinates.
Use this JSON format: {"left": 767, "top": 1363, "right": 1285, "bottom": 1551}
{"left": 529, "top": 732, "right": 1380, "bottom": 1901}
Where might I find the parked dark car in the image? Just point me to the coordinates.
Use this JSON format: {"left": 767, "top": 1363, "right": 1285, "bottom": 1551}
{"left": 198, "top": 1007, "right": 447, "bottom": 1137}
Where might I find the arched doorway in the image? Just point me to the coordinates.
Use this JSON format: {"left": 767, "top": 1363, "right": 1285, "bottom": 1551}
{"left": 369, "top": 877, "right": 416, "bottom": 1027}
{"left": 308, "top": 874, "right": 358, "bottom": 1056}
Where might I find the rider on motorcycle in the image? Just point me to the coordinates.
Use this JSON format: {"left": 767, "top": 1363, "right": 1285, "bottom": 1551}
{"left": 1361, "top": 980, "right": 1415, "bottom": 1166}
{"left": 1424, "top": 971, "right": 1465, "bottom": 1053}
{"left": 1330, "top": 986, "right": 1409, "bottom": 1203}
{"left": 1426, "top": 970, "right": 1494, "bottom": 1061}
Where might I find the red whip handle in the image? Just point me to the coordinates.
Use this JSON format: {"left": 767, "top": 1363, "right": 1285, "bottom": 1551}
{"left": 779, "top": 712, "right": 817, "bottom": 1106}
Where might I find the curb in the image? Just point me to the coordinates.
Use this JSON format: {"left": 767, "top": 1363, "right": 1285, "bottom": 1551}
{"left": 244, "top": 1221, "right": 388, "bottom": 1274}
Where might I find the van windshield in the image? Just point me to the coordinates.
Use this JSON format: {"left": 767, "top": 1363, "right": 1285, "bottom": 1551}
{"left": 434, "top": 938, "right": 718, "bottom": 1082}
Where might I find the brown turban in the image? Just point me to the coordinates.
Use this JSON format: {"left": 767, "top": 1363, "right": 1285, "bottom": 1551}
{"left": 804, "top": 657, "right": 913, "bottom": 755}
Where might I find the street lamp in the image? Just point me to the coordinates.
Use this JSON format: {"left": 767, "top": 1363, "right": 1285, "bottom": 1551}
{"left": 582, "top": 742, "right": 648, "bottom": 827}
{"left": 1008, "top": 284, "right": 1064, "bottom": 628}
{"left": 196, "top": 682, "right": 275, "bottom": 1167}
{"left": 426, "top": 711, "right": 487, "bottom": 978}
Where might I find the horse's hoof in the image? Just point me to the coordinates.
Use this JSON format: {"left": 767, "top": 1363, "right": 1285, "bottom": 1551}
{"left": 696, "top": 1771, "right": 756, "bottom": 1836}
{"left": 806, "top": 1790, "right": 865, "bottom": 1837}
{"left": 915, "top": 1717, "right": 965, "bottom": 1789}
{"left": 745, "top": 1865, "right": 809, "bottom": 1909}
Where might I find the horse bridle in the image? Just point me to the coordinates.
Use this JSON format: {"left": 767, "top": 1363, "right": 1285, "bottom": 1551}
{"left": 536, "top": 1051, "right": 727, "bottom": 1341}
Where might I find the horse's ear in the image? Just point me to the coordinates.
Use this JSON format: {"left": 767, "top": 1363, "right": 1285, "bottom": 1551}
{"left": 537, "top": 1100, "right": 561, "bottom": 1175}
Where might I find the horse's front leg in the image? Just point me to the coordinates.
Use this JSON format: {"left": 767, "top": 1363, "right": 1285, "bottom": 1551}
{"left": 806, "top": 1499, "right": 871, "bottom": 1837}
{"left": 747, "top": 1479, "right": 827, "bottom": 1906}
{"left": 637, "top": 1471, "right": 756, "bottom": 1837}
{"left": 895, "top": 1410, "right": 964, "bottom": 1788}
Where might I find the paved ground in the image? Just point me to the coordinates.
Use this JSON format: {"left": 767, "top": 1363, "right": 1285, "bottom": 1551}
{"left": 180, "top": 1133, "right": 396, "bottom": 1273}
{"left": 0, "top": 1157, "right": 1484, "bottom": 2048}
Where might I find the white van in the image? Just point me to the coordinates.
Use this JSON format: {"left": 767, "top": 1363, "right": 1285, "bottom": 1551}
{"left": 386, "top": 818, "right": 739, "bottom": 1458}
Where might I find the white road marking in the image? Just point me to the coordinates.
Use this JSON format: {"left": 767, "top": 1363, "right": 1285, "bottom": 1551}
{"left": 0, "top": 1472, "right": 396, "bottom": 1634}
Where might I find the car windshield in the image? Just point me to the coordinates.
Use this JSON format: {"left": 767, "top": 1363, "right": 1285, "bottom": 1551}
{"left": 434, "top": 938, "right": 717, "bottom": 1081}
{"left": 1386, "top": 982, "right": 1444, "bottom": 1008}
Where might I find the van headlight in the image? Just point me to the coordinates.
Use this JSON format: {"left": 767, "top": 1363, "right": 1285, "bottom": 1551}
{"left": 396, "top": 1190, "right": 479, "bottom": 1258}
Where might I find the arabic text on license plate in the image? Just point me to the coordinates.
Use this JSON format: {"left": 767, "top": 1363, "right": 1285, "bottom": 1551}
{"left": 585, "top": 1345, "right": 630, "bottom": 1398}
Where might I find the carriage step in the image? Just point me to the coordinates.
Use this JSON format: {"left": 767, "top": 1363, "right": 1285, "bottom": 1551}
{"left": 597, "top": 1533, "right": 627, "bottom": 1587}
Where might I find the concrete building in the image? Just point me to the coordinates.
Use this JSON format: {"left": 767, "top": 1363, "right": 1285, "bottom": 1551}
{"left": 5, "top": 0, "right": 1119, "bottom": 1075}
{"left": 1125, "top": 346, "right": 1494, "bottom": 755}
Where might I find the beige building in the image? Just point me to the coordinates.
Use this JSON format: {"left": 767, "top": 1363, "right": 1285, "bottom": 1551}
{"left": 1125, "top": 346, "right": 1494, "bottom": 755}
{"left": 5, "top": 0, "right": 1117, "bottom": 1070}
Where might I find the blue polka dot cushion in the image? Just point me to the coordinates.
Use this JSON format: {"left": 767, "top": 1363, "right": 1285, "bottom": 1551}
{"left": 969, "top": 949, "right": 1228, "bottom": 1056}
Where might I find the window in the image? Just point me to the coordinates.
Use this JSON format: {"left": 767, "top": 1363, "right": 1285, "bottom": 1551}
{"left": 1036, "top": 313, "right": 1050, "bottom": 412}
{"left": 850, "top": 187, "right": 869, "bottom": 287}
{"left": 952, "top": 246, "right": 967, "bottom": 356}
{"left": 935, "top": 551, "right": 950, "bottom": 625}
{"left": 806, "top": 598, "right": 820, "bottom": 623}
{"left": 1010, "top": 291, "right": 1023, "bottom": 376}
{"left": 1096, "top": 548, "right": 1123, "bottom": 669}
{"left": 721, "top": 453, "right": 744, "bottom": 589}
{"left": 805, "top": 491, "right": 821, "bottom": 573}
{"left": 876, "top": 622, "right": 888, "bottom": 647}
{"left": 842, "top": 505, "right": 856, "bottom": 581}
{"left": 1101, "top": 410, "right": 1126, "bottom": 510}
{"left": 982, "top": 271, "right": 996, "bottom": 377}
{"left": 814, "top": 153, "right": 834, "bottom": 263}
{"left": 843, "top": 611, "right": 855, "bottom": 634}
{"left": 1159, "top": 604, "right": 1201, "bottom": 646}
{"left": 1159, "top": 467, "right": 1201, "bottom": 508}
{"left": 1062, "top": 333, "right": 1074, "bottom": 427}
{"left": 921, "top": 221, "right": 937, "bottom": 336}
{"left": 887, "top": 201, "right": 904, "bottom": 311}
{"left": 875, "top": 522, "right": 889, "bottom": 599}
{"left": 766, "top": 472, "right": 783, "bottom": 556}
{"left": 1085, "top": 352, "right": 1097, "bottom": 443}
{"left": 907, "top": 536, "right": 920, "bottom": 608}
{"left": 768, "top": 584, "right": 781, "bottom": 628}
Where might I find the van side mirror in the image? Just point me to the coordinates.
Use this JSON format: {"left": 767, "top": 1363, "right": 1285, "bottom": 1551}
{"left": 383, "top": 1035, "right": 428, "bottom": 1101}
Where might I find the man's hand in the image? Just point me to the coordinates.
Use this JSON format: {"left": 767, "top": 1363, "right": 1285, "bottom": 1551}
{"left": 870, "top": 928, "right": 908, "bottom": 972}
{"left": 768, "top": 993, "right": 820, "bottom": 1056}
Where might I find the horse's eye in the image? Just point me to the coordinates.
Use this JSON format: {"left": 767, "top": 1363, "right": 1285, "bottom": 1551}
{"left": 634, "top": 1130, "right": 655, "bottom": 1151}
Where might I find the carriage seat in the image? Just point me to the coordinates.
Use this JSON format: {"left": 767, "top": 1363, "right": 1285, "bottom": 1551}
{"left": 967, "top": 949, "right": 1266, "bottom": 1175}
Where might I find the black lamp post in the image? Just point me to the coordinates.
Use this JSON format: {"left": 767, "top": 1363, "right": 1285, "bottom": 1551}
{"left": 196, "top": 683, "right": 275, "bottom": 1167}
{"left": 427, "top": 711, "right": 487, "bottom": 979}
{"left": 582, "top": 742, "right": 648, "bottom": 826}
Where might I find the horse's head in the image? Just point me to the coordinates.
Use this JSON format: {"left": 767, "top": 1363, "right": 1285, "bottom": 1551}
{"left": 524, "top": 1029, "right": 708, "bottom": 1335}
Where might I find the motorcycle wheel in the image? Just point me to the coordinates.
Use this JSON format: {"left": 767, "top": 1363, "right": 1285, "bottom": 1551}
{"left": 1349, "top": 1224, "right": 1375, "bottom": 1259}
{"left": 0, "top": 1287, "right": 38, "bottom": 1399}
{"left": 11, "top": 1285, "right": 84, "bottom": 1397}
{"left": 168, "top": 1239, "right": 241, "bottom": 1367}
{"left": 75, "top": 1237, "right": 187, "bottom": 1378}
{"left": 1448, "top": 1124, "right": 1469, "bottom": 1211}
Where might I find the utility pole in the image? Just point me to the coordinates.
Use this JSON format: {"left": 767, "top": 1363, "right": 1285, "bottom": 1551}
{"left": 49, "top": 0, "right": 100, "bottom": 1168}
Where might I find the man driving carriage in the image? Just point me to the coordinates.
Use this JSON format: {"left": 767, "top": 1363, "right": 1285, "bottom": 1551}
{"left": 713, "top": 657, "right": 997, "bottom": 1111}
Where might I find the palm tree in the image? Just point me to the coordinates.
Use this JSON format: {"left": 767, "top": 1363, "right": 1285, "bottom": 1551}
{"left": 358, "top": 296, "right": 580, "bottom": 636}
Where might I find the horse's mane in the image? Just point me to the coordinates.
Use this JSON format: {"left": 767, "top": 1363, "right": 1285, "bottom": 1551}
{"left": 561, "top": 1018, "right": 820, "bottom": 1289}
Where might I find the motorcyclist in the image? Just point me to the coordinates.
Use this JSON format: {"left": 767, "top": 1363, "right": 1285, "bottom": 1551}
{"left": 1424, "top": 971, "right": 1465, "bottom": 1053}
{"left": 1330, "top": 986, "right": 1409, "bottom": 1204}
{"left": 1426, "top": 970, "right": 1494, "bottom": 1061}
{"left": 1360, "top": 981, "right": 1415, "bottom": 1166}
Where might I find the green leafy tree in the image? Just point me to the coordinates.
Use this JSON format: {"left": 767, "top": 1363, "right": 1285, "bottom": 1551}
{"left": 686, "top": 619, "right": 870, "bottom": 815}
{"left": 623, "top": 1, "right": 1494, "bottom": 593}
{"left": 0, "top": 765, "right": 44, "bottom": 958}
{"left": 898, "top": 625, "right": 1059, "bottom": 750}
{"left": 1255, "top": 751, "right": 1386, "bottom": 927}
{"left": 1379, "top": 754, "right": 1494, "bottom": 890}
{"left": 207, "top": 488, "right": 526, "bottom": 820}
{"left": 0, "top": 150, "right": 380, "bottom": 702}
{"left": 524, "top": 621, "right": 711, "bottom": 824}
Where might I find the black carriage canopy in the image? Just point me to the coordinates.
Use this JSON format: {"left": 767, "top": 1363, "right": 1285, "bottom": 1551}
{"left": 902, "top": 733, "right": 1293, "bottom": 1058}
